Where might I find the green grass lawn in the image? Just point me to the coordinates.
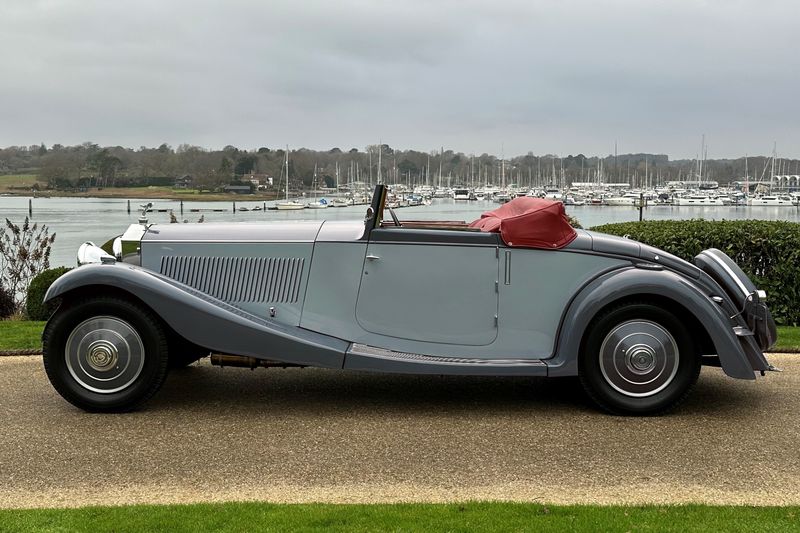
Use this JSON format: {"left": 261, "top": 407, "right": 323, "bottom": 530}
{"left": 0, "top": 320, "right": 45, "bottom": 350}
{"left": 0, "top": 174, "right": 41, "bottom": 189}
{"left": 2, "top": 321, "right": 800, "bottom": 353}
{"left": 0, "top": 502, "right": 796, "bottom": 533}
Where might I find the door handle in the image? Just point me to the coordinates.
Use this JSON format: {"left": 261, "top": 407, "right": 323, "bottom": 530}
{"left": 366, "top": 254, "right": 380, "bottom": 261}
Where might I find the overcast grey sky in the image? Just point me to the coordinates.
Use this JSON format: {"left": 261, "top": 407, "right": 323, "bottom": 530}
{"left": 1, "top": 0, "right": 797, "bottom": 158}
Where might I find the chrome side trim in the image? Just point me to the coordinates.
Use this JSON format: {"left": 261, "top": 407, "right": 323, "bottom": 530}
{"left": 704, "top": 251, "right": 749, "bottom": 297}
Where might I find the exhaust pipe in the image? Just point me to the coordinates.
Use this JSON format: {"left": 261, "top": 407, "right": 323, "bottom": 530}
{"left": 210, "top": 354, "right": 304, "bottom": 369}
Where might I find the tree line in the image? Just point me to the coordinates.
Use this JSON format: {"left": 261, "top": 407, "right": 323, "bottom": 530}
{"left": 1, "top": 142, "right": 797, "bottom": 191}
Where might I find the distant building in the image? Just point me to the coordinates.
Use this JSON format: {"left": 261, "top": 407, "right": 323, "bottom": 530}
{"left": 174, "top": 175, "right": 193, "bottom": 189}
{"left": 223, "top": 184, "right": 252, "bottom": 195}
{"left": 241, "top": 173, "right": 272, "bottom": 186}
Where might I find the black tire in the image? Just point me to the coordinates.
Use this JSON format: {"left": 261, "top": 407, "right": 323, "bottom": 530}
{"left": 579, "top": 302, "right": 701, "bottom": 415}
{"left": 42, "top": 296, "right": 170, "bottom": 412}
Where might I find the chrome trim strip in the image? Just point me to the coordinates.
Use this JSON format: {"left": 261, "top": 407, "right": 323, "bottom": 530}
{"left": 704, "top": 251, "right": 749, "bottom": 297}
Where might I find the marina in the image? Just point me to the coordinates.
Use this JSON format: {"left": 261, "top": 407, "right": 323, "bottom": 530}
{"left": 3, "top": 191, "right": 800, "bottom": 269}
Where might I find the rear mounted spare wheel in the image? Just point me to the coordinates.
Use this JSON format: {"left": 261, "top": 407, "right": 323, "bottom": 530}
{"left": 42, "top": 296, "right": 170, "bottom": 412}
{"left": 579, "top": 302, "right": 701, "bottom": 415}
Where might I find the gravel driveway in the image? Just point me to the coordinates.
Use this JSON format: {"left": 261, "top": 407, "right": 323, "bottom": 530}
{"left": 0, "top": 354, "right": 797, "bottom": 508}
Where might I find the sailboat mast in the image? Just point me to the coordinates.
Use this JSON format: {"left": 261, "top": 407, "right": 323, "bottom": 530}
{"left": 377, "top": 142, "right": 382, "bottom": 184}
{"left": 285, "top": 145, "right": 290, "bottom": 201}
{"left": 438, "top": 147, "right": 443, "bottom": 189}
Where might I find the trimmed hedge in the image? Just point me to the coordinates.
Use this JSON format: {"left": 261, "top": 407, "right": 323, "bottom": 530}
{"left": 592, "top": 219, "right": 800, "bottom": 325}
{"left": 26, "top": 266, "right": 72, "bottom": 321}
{"left": 0, "top": 285, "right": 14, "bottom": 318}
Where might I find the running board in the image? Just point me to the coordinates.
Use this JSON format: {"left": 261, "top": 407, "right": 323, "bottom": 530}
{"left": 344, "top": 343, "right": 548, "bottom": 376}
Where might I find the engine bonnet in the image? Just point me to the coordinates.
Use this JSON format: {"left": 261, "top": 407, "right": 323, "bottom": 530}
{"left": 141, "top": 221, "right": 325, "bottom": 243}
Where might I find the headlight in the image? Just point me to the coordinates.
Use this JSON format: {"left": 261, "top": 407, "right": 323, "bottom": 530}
{"left": 112, "top": 236, "right": 123, "bottom": 259}
{"left": 77, "top": 242, "right": 116, "bottom": 266}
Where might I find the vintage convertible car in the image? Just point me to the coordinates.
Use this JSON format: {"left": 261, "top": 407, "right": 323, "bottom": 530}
{"left": 42, "top": 186, "right": 777, "bottom": 415}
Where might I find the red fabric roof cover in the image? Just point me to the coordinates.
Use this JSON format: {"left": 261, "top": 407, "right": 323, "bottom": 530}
{"left": 469, "top": 197, "right": 578, "bottom": 249}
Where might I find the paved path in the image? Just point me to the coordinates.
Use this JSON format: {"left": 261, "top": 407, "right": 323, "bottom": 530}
{"left": 0, "top": 355, "right": 798, "bottom": 508}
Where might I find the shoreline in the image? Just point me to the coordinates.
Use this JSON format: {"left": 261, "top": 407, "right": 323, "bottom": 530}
{"left": 1, "top": 188, "right": 283, "bottom": 202}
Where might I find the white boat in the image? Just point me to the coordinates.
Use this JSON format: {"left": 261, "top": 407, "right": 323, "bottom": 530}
{"left": 306, "top": 198, "right": 328, "bottom": 209}
{"left": 331, "top": 198, "right": 350, "bottom": 208}
{"left": 453, "top": 188, "right": 470, "bottom": 200}
{"left": 544, "top": 188, "right": 562, "bottom": 200}
{"left": 306, "top": 166, "right": 328, "bottom": 209}
{"left": 276, "top": 146, "right": 305, "bottom": 210}
{"left": 673, "top": 194, "right": 725, "bottom": 206}
{"left": 604, "top": 193, "right": 641, "bottom": 206}
{"left": 564, "top": 195, "right": 586, "bottom": 206}
{"left": 276, "top": 200, "right": 304, "bottom": 210}
{"left": 747, "top": 195, "right": 794, "bottom": 206}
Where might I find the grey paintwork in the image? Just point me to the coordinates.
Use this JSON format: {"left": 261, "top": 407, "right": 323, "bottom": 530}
{"left": 143, "top": 220, "right": 324, "bottom": 242}
{"left": 45, "top": 263, "right": 349, "bottom": 368}
{"left": 45, "top": 213, "right": 772, "bottom": 380}
{"left": 546, "top": 266, "right": 765, "bottom": 380}
{"left": 140, "top": 241, "right": 313, "bottom": 325}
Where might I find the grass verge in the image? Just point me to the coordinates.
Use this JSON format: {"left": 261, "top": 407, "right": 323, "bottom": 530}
{"left": 2, "top": 322, "right": 800, "bottom": 353}
{"left": 0, "top": 174, "right": 41, "bottom": 190}
{"left": 0, "top": 320, "right": 46, "bottom": 350}
{"left": 0, "top": 502, "right": 797, "bottom": 533}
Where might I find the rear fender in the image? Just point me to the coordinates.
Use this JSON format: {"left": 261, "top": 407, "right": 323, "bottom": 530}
{"left": 44, "top": 264, "right": 348, "bottom": 368}
{"left": 547, "top": 267, "right": 757, "bottom": 380}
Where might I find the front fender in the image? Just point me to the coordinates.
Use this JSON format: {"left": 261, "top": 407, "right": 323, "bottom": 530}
{"left": 547, "top": 266, "right": 756, "bottom": 380}
{"left": 45, "top": 263, "right": 349, "bottom": 368}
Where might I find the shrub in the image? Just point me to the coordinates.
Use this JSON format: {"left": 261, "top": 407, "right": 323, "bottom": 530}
{"left": 0, "top": 285, "right": 14, "bottom": 319}
{"left": 0, "top": 217, "right": 56, "bottom": 312}
{"left": 592, "top": 219, "right": 800, "bottom": 326}
{"left": 26, "top": 266, "right": 72, "bottom": 320}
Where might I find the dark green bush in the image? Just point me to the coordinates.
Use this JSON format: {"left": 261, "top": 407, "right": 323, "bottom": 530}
{"left": 26, "top": 266, "right": 72, "bottom": 320}
{"left": 592, "top": 219, "right": 800, "bottom": 325}
{"left": 0, "top": 285, "right": 15, "bottom": 318}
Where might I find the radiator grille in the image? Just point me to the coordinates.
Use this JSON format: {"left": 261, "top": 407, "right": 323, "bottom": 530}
{"left": 159, "top": 256, "right": 305, "bottom": 303}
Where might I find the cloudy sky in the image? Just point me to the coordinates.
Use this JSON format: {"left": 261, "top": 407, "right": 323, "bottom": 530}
{"left": 1, "top": 0, "right": 797, "bottom": 158}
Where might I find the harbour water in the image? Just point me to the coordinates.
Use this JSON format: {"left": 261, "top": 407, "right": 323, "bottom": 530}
{"left": 2, "top": 195, "right": 800, "bottom": 268}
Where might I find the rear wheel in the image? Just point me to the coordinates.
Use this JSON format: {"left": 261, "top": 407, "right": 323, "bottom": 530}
{"left": 579, "top": 302, "right": 700, "bottom": 415}
{"left": 43, "top": 296, "right": 170, "bottom": 412}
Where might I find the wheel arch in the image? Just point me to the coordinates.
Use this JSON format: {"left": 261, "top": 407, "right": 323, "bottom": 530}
{"left": 45, "top": 264, "right": 349, "bottom": 368}
{"left": 48, "top": 284, "right": 206, "bottom": 363}
{"left": 576, "top": 294, "right": 714, "bottom": 359}
{"left": 547, "top": 267, "right": 755, "bottom": 380}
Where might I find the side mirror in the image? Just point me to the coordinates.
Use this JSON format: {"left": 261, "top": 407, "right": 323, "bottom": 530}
{"left": 365, "top": 206, "right": 375, "bottom": 221}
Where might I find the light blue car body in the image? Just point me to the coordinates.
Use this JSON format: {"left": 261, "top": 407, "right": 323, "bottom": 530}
{"left": 45, "top": 192, "right": 774, "bottom": 383}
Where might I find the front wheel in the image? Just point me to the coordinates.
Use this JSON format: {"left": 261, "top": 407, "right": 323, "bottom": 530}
{"left": 579, "top": 303, "right": 701, "bottom": 415}
{"left": 43, "top": 296, "right": 170, "bottom": 412}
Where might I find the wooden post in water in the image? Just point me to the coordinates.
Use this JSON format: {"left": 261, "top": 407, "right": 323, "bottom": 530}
{"left": 263, "top": 202, "right": 266, "bottom": 211}
{"left": 29, "top": 199, "right": 32, "bottom": 217}
{"left": 127, "top": 199, "right": 131, "bottom": 214}
{"left": 233, "top": 201, "right": 236, "bottom": 213}
{"left": 180, "top": 200, "right": 184, "bottom": 215}
{"left": 638, "top": 192, "right": 645, "bottom": 222}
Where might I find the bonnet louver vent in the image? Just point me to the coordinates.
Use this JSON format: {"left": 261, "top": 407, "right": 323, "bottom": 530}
{"left": 159, "top": 256, "right": 305, "bottom": 303}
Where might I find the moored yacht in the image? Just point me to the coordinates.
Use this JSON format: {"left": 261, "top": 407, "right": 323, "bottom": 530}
{"left": 672, "top": 194, "right": 725, "bottom": 206}
{"left": 747, "top": 195, "right": 794, "bottom": 206}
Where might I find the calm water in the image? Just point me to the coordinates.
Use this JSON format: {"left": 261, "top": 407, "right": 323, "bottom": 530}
{"left": 2, "top": 195, "right": 799, "bottom": 268}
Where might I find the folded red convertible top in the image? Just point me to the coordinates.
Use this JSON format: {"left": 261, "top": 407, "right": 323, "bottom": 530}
{"left": 468, "top": 197, "right": 577, "bottom": 249}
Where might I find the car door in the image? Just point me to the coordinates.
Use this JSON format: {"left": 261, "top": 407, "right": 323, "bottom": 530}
{"left": 355, "top": 228, "right": 499, "bottom": 346}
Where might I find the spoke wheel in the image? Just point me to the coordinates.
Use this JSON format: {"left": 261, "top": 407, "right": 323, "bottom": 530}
{"left": 579, "top": 302, "right": 700, "bottom": 415}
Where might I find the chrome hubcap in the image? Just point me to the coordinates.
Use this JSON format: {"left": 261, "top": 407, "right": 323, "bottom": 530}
{"left": 86, "top": 340, "right": 119, "bottom": 370}
{"left": 65, "top": 316, "right": 145, "bottom": 394}
{"left": 599, "top": 320, "right": 679, "bottom": 397}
